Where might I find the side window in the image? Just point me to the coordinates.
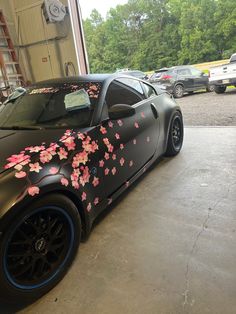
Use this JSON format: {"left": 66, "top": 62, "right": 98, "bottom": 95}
{"left": 177, "top": 69, "right": 191, "bottom": 76}
{"left": 116, "top": 77, "right": 144, "bottom": 96}
{"left": 105, "top": 82, "right": 143, "bottom": 108}
{"left": 141, "top": 82, "right": 157, "bottom": 98}
{"left": 190, "top": 68, "right": 202, "bottom": 76}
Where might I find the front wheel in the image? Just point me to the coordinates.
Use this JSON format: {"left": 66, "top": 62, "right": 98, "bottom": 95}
{"left": 206, "top": 85, "right": 214, "bottom": 92}
{"left": 0, "top": 194, "right": 81, "bottom": 303}
{"left": 173, "top": 84, "right": 184, "bottom": 98}
{"left": 214, "top": 85, "right": 226, "bottom": 94}
{"left": 165, "top": 111, "right": 184, "bottom": 157}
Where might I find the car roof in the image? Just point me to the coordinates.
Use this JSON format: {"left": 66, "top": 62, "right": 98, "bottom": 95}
{"left": 35, "top": 74, "right": 113, "bottom": 86}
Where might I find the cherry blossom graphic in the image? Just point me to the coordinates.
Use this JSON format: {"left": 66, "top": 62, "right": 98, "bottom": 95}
{"left": 15, "top": 171, "right": 27, "bottom": 179}
{"left": 99, "top": 160, "right": 105, "bottom": 167}
{"left": 133, "top": 139, "right": 137, "bottom": 145}
{"left": 28, "top": 186, "right": 40, "bottom": 196}
{"left": 100, "top": 126, "right": 107, "bottom": 134}
{"left": 134, "top": 122, "right": 139, "bottom": 128}
{"left": 94, "top": 197, "right": 99, "bottom": 205}
{"left": 58, "top": 148, "right": 68, "bottom": 160}
{"left": 117, "top": 120, "right": 123, "bottom": 126}
{"left": 112, "top": 154, "right": 116, "bottom": 160}
{"left": 61, "top": 177, "right": 69, "bottom": 186}
{"left": 120, "top": 144, "right": 124, "bottom": 150}
{"left": 141, "top": 112, "right": 145, "bottom": 118}
{"left": 111, "top": 167, "right": 117, "bottom": 175}
{"left": 104, "top": 152, "right": 110, "bottom": 160}
{"left": 82, "top": 192, "right": 87, "bottom": 201}
{"left": 92, "top": 177, "right": 99, "bottom": 187}
{"left": 29, "top": 162, "right": 42, "bottom": 173}
{"left": 115, "top": 133, "right": 120, "bottom": 140}
{"left": 120, "top": 158, "right": 125, "bottom": 166}
{"left": 129, "top": 160, "right": 134, "bottom": 167}
{"left": 108, "top": 121, "right": 113, "bottom": 128}
{"left": 49, "top": 167, "right": 59, "bottom": 175}
{"left": 104, "top": 168, "right": 110, "bottom": 176}
{"left": 87, "top": 203, "right": 92, "bottom": 212}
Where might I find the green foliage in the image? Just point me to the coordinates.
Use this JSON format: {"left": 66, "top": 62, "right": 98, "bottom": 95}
{"left": 83, "top": 0, "right": 235, "bottom": 73}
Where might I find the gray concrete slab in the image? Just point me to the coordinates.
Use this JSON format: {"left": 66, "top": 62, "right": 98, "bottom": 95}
{"left": 1, "top": 127, "right": 236, "bottom": 314}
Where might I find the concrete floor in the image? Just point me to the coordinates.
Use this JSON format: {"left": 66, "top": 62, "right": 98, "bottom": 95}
{"left": 1, "top": 127, "right": 236, "bottom": 314}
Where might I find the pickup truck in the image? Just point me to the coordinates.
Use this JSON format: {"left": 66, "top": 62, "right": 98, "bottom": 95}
{"left": 209, "top": 53, "right": 236, "bottom": 93}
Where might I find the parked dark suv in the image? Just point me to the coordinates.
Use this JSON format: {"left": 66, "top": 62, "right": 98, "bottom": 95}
{"left": 149, "top": 66, "right": 214, "bottom": 98}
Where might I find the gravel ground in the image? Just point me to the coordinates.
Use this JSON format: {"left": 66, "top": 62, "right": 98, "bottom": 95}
{"left": 176, "top": 87, "right": 236, "bottom": 126}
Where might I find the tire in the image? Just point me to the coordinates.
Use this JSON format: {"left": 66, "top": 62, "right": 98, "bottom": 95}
{"left": 173, "top": 84, "right": 184, "bottom": 98}
{"left": 206, "top": 85, "right": 215, "bottom": 92}
{"left": 165, "top": 111, "right": 184, "bottom": 157}
{"left": 0, "top": 194, "right": 81, "bottom": 303}
{"left": 214, "top": 85, "right": 226, "bottom": 94}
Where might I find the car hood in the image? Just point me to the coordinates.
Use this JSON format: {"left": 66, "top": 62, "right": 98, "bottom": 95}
{"left": 0, "top": 129, "right": 78, "bottom": 174}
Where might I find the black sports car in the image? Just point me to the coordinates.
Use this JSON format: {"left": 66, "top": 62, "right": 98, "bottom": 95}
{"left": 0, "top": 74, "right": 183, "bottom": 302}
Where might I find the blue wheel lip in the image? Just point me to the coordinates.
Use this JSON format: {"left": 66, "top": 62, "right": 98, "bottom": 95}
{"left": 3, "top": 206, "right": 75, "bottom": 290}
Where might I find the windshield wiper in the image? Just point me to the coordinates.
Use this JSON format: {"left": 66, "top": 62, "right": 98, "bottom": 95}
{"left": 0, "top": 125, "right": 44, "bottom": 130}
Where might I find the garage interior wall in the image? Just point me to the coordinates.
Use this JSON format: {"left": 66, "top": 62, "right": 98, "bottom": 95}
{"left": 0, "top": 0, "right": 80, "bottom": 84}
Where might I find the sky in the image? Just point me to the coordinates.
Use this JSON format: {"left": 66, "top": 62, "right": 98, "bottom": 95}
{"left": 79, "top": 0, "right": 128, "bottom": 19}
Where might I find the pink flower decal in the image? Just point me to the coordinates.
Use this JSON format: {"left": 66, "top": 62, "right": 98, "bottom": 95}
{"left": 82, "top": 192, "right": 87, "bottom": 201}
{"left": 129, "top": 160, "right": 134, "bottom": 167}
{"left": 108, "top": 121, "right": 113, "bottom": 128}
{"left": 40, "top": 151, "right": 52, "bottom": 164}
{"left": 49, "top": 167, "right": 59, "bottom": 175}
{"left": 47, "top": 143, "right": 59, "bottom": 156}
{"left": 92, "top": 177, "right": 99, "bottom": 187}
{"left": 120, "top": 157, "right": 125, "bottom": 166}
{"left": 61, "top": 177, "right": 69, "bottom": 186}
{"left": 111, "top": 167, "right": 117, "bottom": 175}
{"left": 107, "top": 144, "right": 114, "bottom": 153}
{"left": 5, "top": 153, "right": 30, "bottom": 169}
{"left": 117, "top": 120, "right": 123, "bottom": 126}
{"left": 100, "top": 126, "right": 107, "bottom": 134}
{"left": 133, "top": 139, "right": 137, "bottom": 145}
{"left": 29, "top": 162, "right": 42, "bottom": 173}
{"left": 141, "top": 112, "right": 145, "bottom": 118}
{"left": 99, "top": 160, "right": 105, "bottom": 167}
{"left": 28, "top": 186, "right": 40, "bottom": 196}
{"left": 79, "top": 166, "right": 90, "bottom": 186}
{"left": 63, "top": 136, "right": 76, "bottom": 151}
{"left": 58, "top": 148, "right": 68, "bottom": 160}
{"left": 103, "top": 138, "right": 110, "bottom": 145}
{"left": 105, "top": 168, "right": 110, "bottom": 176}
{"left": 25, "top": 145, "right": 45, "bottom": 153}
{"left": 77, "top": 132, "right": 85, "bottom": 140}
{"left": 72, "top": 151, "right": 88, "bottom": 168}
{"left": 94, "top": 197, "right": 99, "bottom": 205}
{"left": 134, "top": 122, "right": 139, "bottom": 128}
{"left": 115, "top": 133, "right": 120, "bottom": 140}
{"left": 87, "top": 203, "right": 92, "bottom": 212}
{"left": 120, "top": 144, "right": 124, "bottom": 150}
{"left": 15, "top": 171, "right": 27, "bottom": 179}
{"left": 104, "top": 152, "right": 110, "bottom": 160}
{"left": 14, "top": 164, "right": 23, "bottom": 171}
{"left": 112, "top": 154, "right": 116, "bottom": 160}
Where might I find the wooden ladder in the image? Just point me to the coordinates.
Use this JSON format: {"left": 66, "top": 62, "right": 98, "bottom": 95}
{"left": 0, "top": 9, "right": 24, "bottom": 96}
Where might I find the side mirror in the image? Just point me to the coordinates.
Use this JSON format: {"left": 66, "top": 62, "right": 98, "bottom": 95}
{"left": 108, "top": 104, "right": 135, "bottom": 120}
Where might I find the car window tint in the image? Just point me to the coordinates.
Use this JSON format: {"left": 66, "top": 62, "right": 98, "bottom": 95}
{"left": 190, "top": 68, "right": 202, "bottom": 76}
{"left": 105, "top": 81, "right": 143, "bottom": 107}
{"left": 177, "top": 69, "right": 191, "bottom": 76}
{"left": 141, "top": 82, "right": 156, "bottom": 98}
{"left": 116, "top": 77, "right": 144, "bottom": 95}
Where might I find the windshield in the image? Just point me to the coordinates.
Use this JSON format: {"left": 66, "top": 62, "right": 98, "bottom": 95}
{"left": 0, "top": 82, "right": 102, "bottom": 129}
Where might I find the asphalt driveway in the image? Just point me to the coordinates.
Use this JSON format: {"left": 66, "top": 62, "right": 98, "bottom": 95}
{"left": 176, "top": 87, "right": 236, "bottom": 126}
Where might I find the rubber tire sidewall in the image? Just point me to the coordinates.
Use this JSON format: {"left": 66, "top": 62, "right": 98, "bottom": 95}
{"left": 173, "top": 84, "right": 184, "bottom": 98}
{"left": 0, "top": 194, "right": 81, "bottom": 303}
{"left": 165, "top": 111, "right": 184, "bottom": 157}
{"left": 214, "top": 86, "right": 226, "bottom": 94}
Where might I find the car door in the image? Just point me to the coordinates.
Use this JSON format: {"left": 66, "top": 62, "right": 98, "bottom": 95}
{"left": 98, "top": 77, "right": 160, "bottom": 197}
{"left": 190, "top": 67, "right": 207, "bottom": 89}
{"left": 176, "top": 68, "right": 194, "bottom": 91}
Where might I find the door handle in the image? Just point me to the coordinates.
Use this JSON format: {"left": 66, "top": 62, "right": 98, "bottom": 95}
{"left": 150, "top": 103, "right": 159, "bottom": 119}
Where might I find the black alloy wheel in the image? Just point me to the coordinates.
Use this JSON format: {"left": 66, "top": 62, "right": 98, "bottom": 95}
{"left": 0, "top": 194, "right": 81, "bottom": 303}
{"left": 165, "top": 111, "right": 184, "bottom": 156}
{"left": 173, "top": 84, "right": 184, "bottom": 98}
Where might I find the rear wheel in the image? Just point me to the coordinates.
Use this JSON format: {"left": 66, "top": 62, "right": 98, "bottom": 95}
{"left": 0, "top": 194, "right": 81, "bottom": 303}
{"left": 173, "top": 84, "right": 184, "bottom": 98}
{"left": 206, "top": 85, "right": 215, "bottom": 92}
{"left": 165, "top": 111, "right": 184, "bottom": 157}
{"left": 214, "top": 85, "right": 226, "bottom": 94}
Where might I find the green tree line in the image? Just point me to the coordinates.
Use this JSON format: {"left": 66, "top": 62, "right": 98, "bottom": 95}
{"left": 83, "top": 0, "right": 236, "bottom": 73}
